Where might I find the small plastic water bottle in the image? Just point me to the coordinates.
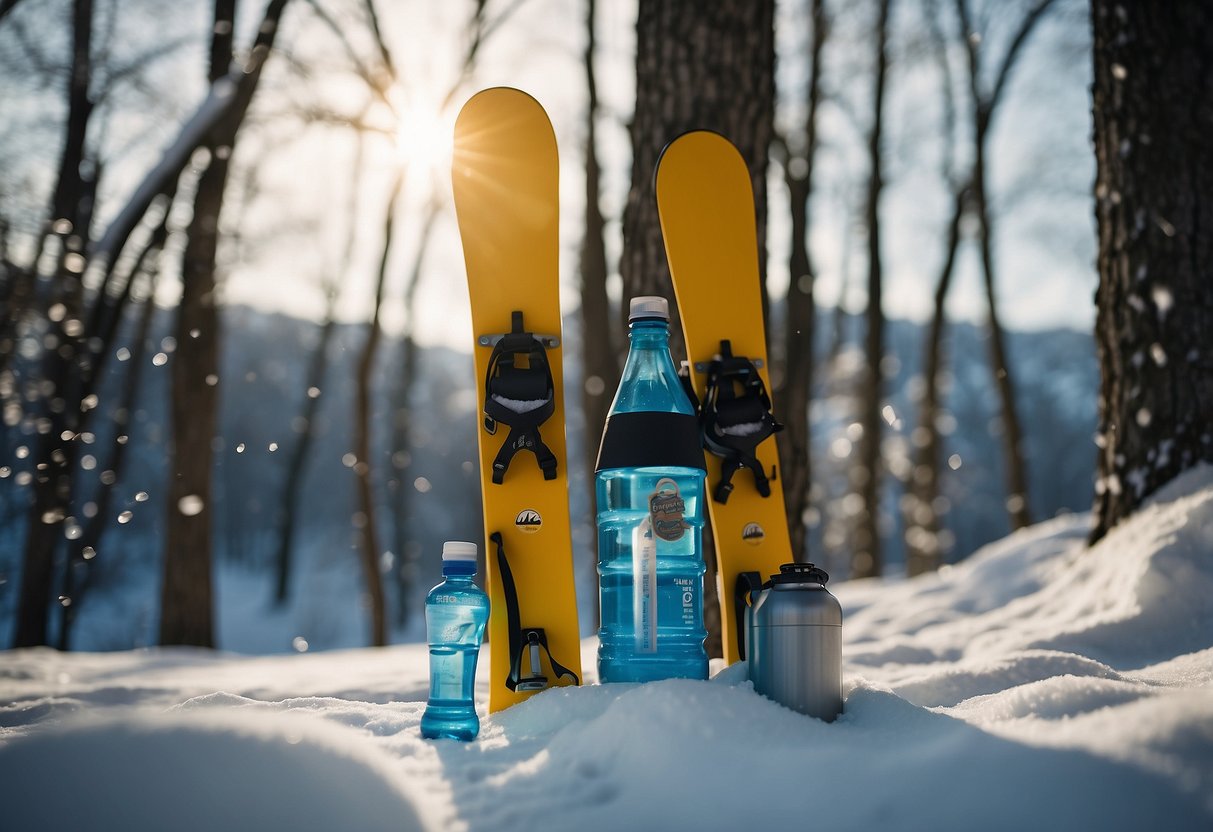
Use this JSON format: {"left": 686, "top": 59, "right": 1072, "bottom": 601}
{"left": 595, "top": 296, "right": 708, "bottom": 683}
{"left": 420, "top": 541, "right": 489, "bottom": 741}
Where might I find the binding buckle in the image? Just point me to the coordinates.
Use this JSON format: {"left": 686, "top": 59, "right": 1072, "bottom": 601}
{"left": 491, "top": 532, "right": 580, "bottom": 694}
{"left": 480, "top": 311, "right": 559, "bottom": 484}
{"left": 698, "top": 339, "right": 782, "bottom": 504}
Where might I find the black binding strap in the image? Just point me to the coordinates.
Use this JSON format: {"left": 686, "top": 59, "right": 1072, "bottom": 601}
{"left": 483, "top": 311, "right": 558, "bottom": 484}
{"left": 490, "top": 532, "right": 580, "bottom": 693}
{"left": 734, "top": 571, "right": 765, "bottom": 661}
{"left": 700, "top": 340, "right": 783, "bottom": 504}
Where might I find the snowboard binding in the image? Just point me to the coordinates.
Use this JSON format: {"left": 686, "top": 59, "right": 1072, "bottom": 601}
{"left": 490, "top": 532, "right": 581, "bottom": 692}
{"left": 480, "top": 311, "right": 560, "bottom": 484}
{"left": 697, "top": 339, "right": 783, "bottom": 504}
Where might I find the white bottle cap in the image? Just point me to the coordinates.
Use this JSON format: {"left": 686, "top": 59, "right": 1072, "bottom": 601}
{"left": 629, "top": 295, "right": 670, "bottom": 321}
{"left": 442, "top": 541, "right": 478, "bottom": 561}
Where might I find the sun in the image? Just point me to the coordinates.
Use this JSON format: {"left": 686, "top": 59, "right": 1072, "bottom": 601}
{"left": 395, "top": 105, "right": 452, "bottom": 177}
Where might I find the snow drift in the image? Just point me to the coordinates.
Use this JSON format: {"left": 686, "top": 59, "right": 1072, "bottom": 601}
{"left": 2, "top": 467, "right": 1212, "bottom": 830}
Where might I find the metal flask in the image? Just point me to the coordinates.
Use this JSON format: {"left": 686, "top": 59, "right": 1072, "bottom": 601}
{"left": 736, "top": 563, "right": 843, "bottom": 721}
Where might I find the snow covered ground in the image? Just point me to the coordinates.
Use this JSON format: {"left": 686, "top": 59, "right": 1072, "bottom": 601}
{"left": 2, "top": 468, "right": 1212, "bottom": 831}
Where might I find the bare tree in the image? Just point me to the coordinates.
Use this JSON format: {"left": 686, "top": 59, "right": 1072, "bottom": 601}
{"left": 161, "top": 0, "right": 293, "bottom": 646}
{"left": 388, "top": 198, "right": 438, "bottom": 627}
{"left": 578, "top": 0, "right": 618, "bottom": 619}
{"left": 622, "top": 0, "right": 775, "bottom": 655}
{"left": 352, "top": 172, "right": 402, "bottom": 647}
{"left": 905, "top": 0, "right": 1058, "bottom": 573}
{"left": 272, "top": 131, "right": 362, "bottom": 605}
{"left": 957, "top": 0, "right": 1058, "bottom": 534}
{"left": 905, "top": 0, "right": 965, "bottom": 576}
{"left": 776, "top": 0, "right": 828, "bottom": 562}
{"left": 853, "top": 0, "right": 893, "bottom": 580}
{"left": 1090, "top": 0, "right": 1213, "bottom": 541}
{"left": 13, "top": 0, "right": 96, "bottom": 647}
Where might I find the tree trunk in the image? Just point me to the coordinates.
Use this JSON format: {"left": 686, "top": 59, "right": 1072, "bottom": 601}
{"left": 579, "top": 0, "right": 617, "bottom": 622}
{"left": 352, "top": 174, "right": 401, "bottom": 647}
{"left": 389, "top": 201, "right": 437, "bottom": 629}
{"left": 12, "top": 0, "right": 94, "bottom": 648}
{"left": 158, "top": 0, "right": 291, "bottom": 646}
{"left": 276, "top": 130, "right": 363, "bottom": 604}
{"left": 779, "top": 0, "right": 827, "bottom": 562}
{"left": 1090, "top": 0, "right": 1213, "bottom": 541}
{"left": 160, "top": 0, "right": 238, "bottom": 648}
{"left": 622, "top": 0, "right": 775, "bottom": 656}
{"left": 906, "top": 184, "right": 965, "bottom": 576}
{"left": 273, "top": 297, "right": 336, "bottom": 604}
{"left": 854, "top": 0, "right": 892, "bottom": 580}
{"left": 622, "top": 0, "right": 775, "bottom": 359}
{"left": 972, "top": 131, "right": 1032, "bottom": 530}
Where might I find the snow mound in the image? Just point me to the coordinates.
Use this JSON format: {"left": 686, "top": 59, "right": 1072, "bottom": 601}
{"left": 0, "top": 710, "right": 426, "bottom": 832}
{"left": 1, "top": 467, "right": 1212, "bottom": 830}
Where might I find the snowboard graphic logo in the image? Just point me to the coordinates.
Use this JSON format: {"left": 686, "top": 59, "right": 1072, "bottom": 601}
{"left": 742, "top": 522, "right": 765, "bottom": 545}
{"left": 515, "top": 509, "right": 543, "bottom": 533}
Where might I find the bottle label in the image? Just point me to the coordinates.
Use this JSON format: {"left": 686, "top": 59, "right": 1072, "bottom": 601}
{"left": 632, "top": 518, "right": 658, "bottom": 653}
{"left": 648, "top": 478, "right": 689, "bottom": 542}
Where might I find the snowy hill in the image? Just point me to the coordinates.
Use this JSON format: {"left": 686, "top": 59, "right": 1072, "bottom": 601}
{"left": 3, "top": 467, "right": 1210, "bottom": 830}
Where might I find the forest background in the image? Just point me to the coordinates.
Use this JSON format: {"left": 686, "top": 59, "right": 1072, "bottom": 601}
{"left": 0, "top": 0, "right": 1098, "bottom": 653}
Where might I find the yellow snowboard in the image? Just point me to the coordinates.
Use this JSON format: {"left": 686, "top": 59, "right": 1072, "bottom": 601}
{"left": 452, "top": 88, "right": 581, "bottom": 712}
{"left": 656, "top": 130, "right": 793, "bottom": 665}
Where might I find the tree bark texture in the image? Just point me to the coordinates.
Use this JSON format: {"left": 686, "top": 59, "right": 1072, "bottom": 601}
{"left": 854, "top": 0, "right": 892, "bottom": 580}
{"left": 1090, "top": 0, "right": 1213, "bottom": 540}
{"left": 779, "top": 0, "right": 827, "bottom": 562}
{"left": 623, "top": 0, "right": 775, "bottom": 656}
{"left": 622, "top": 0, "right": 775, "bottom": 360}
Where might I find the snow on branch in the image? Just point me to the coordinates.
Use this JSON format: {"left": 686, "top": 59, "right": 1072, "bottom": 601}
{"left": 89, "top": 0, "right": 292, "bottom": 271}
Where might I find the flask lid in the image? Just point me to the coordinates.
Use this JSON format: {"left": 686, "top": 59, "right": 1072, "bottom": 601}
{"left": 770, "top": 562, "right": 829, "bottom": 585}
{"left": 629, "top": 295, "right": 669, "bottom": 321}
{"left": 442, "top": 541, "right": 478, "bottom": 561}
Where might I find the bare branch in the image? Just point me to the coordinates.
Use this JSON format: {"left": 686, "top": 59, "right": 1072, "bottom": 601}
{"left": 303, "top": 0, "right": 394, "bottom": 112}
{"left": 988, "top": 0, "right": 1058, "bottom": 111}
{"left": 89, "top": 0, "right": 293, "bottom": 270}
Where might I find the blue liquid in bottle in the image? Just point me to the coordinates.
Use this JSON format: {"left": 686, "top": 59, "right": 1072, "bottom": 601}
{"left": 596, "top": 296, "right": 708, "bottom": 683}
{"left": 421, "top": 542, "right": 489, "bottom": 741}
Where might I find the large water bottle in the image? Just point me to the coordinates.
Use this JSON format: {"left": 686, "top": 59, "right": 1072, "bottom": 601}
{"left": 420, "top": 541, "right": 489, "bottom": 741}
{"left": 596, "top": 296, "right": 708, "bottom": 683}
